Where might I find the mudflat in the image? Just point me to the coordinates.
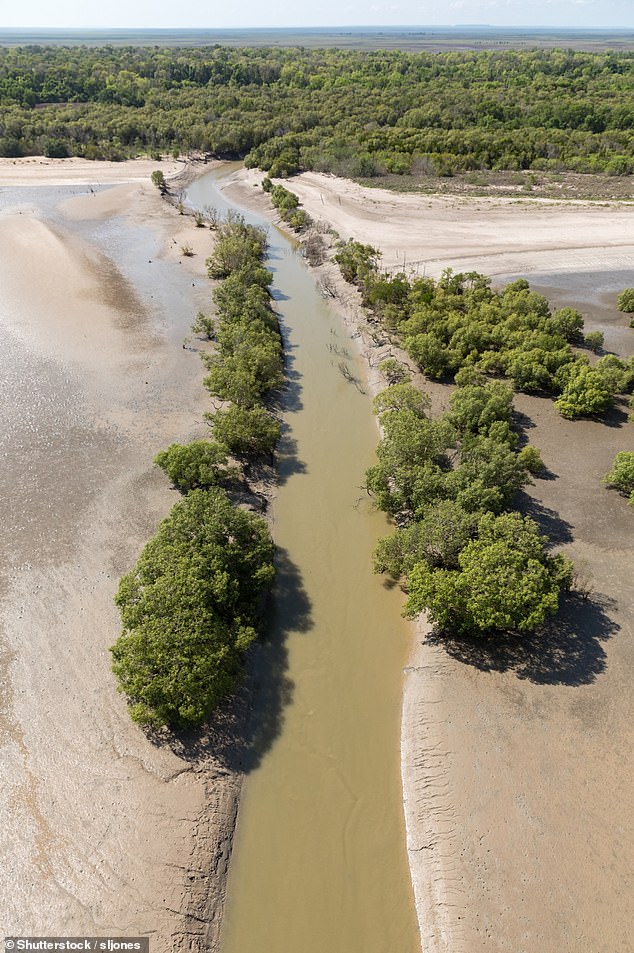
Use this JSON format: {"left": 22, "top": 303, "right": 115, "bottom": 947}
{"left": 227, "top": 167, "right": 634, "bottom": 953}
{"left": 0, "top": 160, "right": 237, "bottom": 949}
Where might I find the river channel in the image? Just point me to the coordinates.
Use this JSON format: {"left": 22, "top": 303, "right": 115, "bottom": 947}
{"left": 185, "top": 170, "right": 420, "bottom": 953}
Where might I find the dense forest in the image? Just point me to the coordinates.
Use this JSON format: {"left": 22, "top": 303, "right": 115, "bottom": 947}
{"left": 1, "top": 45, "right": 634, "bottom": 175}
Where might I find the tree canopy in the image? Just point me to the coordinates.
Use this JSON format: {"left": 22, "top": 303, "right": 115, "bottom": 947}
{"left": 3, "top": 45, "right": 634, "bottom": 176}
{"left": 111, "top": 489, "right": 275, "bottom": 728}
{"left": 603, "top": 451, "right": 634, "bottom": 505}
{"left": 404, "top": 512, "right": 572, "bottom": 635}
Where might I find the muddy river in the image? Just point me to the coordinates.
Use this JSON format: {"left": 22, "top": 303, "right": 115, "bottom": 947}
{"left": 186, "top": 170, "right": 420, "bottom": 953}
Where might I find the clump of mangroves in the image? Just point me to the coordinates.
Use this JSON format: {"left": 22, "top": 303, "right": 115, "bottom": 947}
{"left": 111, "top": 211, "right": 284, "bottom": 729}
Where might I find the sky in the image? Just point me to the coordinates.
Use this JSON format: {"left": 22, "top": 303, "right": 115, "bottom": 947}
{"left": 1, "top": 0, "right": 633, "bottom": 30}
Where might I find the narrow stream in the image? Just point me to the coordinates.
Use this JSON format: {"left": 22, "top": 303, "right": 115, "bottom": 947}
{"left": 186, "top": 169, "right": 420, "bottom": 953}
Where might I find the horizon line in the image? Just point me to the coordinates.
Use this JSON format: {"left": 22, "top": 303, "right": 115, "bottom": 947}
{"left": 2, "top": 24, "right": 634, "bottom": 33}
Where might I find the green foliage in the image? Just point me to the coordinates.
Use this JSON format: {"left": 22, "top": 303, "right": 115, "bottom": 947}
{"left": 554, "top": 362, "right": 614, "bottom": 418}
{"left": 4, "top": 46, "right": 634, "bottom": 178}
{"left": 447, "top": 380, "right": 514, "bottom": 437}
{"left": 404, "top": 512, "right": 573, "bottom": 635}
{"left": 616, "top": 288, "right": 634, "bottom": 313}
{"left": 191, "top": 311, "right": 215, "bottom": 339}
{"left": 549, "top": 307, "right": 584, "bottom": 342}
{"left": 378, "top": 358, "right": 410, "bottom": 384}
{"left": 444, "top": 434, "right": 534, "bottom": 514}
{"left": 367, "top": 372, "right": 567, "bottom": 637}
{"left": 206, "top": 219, "right": 267, "bottom": 279}
{"left": 111, "top": 488, "right": 275, "bottom": 728}
{"left": 202, "top": 220, "right": 284, "bottom": 408}
{"left": 154, "top": 440, "right": 233, "bottom": 493}
{"left": 43, "top": 137, "right": 68, "bottom": 158}
{"left": 595, "top": 354, "right": 634, "bottom": 394}
{"left": 517, "top": 444, "right": 545, "bottom": 475}
{"left": 603, "top": 451, "right": 634, "bottom": 505}
{"left": 373, "top": 382, "right": 431, "bottom": 418}
{"left": 265, "top": 182, "right": 312, "bottom": 232}
{"left": 334, "top": 239, "right": 381, "bottom": 286}
{"left": 584, "top": 330, "right": 604, "bottom": 352}
{"left": 374, "top": 501, "right": 478, "bottom": 577}
{"left": 150, "top": 169, "right": 166, "bottom": 191}
{"left": 366, "top": 405, "right": 454, "bottom": 515}
{"left": 201, "top": 210, "right": 283, "bottom": 460}
{"left": 203, "top": 333, "right": 284, "bottom": 407}
{"left": 207, "top": 405, "right": 281, "bottom": 457}
{"left": 367, "top": 378, "right": 538, "bottom": 518}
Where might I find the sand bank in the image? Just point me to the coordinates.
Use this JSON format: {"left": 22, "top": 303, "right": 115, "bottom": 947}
{"left": 237, "top": 167, "right": 634, "bottom": 280}
{"left": 225, "top": 166, "right": 634, "bottom": 953}
{"left": 0, "top": 161, "right": 238, "bottom": 949}
{"left": 0, "top": 155, "right": 182, "bottom": 187}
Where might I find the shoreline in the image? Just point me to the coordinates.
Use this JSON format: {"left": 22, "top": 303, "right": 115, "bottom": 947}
{"left": 0, "top": 156, "right": 244, "bottom": 950}
{"left": 2, "top": 157, "right": 632, "bottom": 953}
{"left": 223, "top": 165, "right": 634, "bottom": 953}
{"left": 219, "top": 167, "right": 440, "bottom": 951}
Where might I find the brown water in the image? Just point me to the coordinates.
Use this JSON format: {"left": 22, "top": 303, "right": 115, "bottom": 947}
{"left": 186, "top": 171, "right": 420, "bottom": 953}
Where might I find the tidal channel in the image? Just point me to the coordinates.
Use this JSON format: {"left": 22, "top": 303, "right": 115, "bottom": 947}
{"left": 186, "top": 169, "right": 421, "bottom": 953}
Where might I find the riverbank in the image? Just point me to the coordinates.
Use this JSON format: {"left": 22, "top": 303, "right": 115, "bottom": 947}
{"left": 224, "top": 166, "right": 634, "bottom": 953}
{"left": 0, "top": 158, "right": 242, "bottom": 949}
{"left": 3, "top": 156, "right": 632, "bottom": 953}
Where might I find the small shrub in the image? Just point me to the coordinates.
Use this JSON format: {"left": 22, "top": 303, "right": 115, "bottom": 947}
{"left": 378, "top": 358, "right": 410, "bottom": 384}
{"left": 207, "top": 405, "right": 281, "bottom": 457}
{"left": 191, "top": 312, "right": 215, "bottom": 339}
{"left": 617, "top": 288, "right": 634, "bottom": 313}
{"left": 154, "top": 440, "right": 233, "bottom": 492}
{"left": 584, "top": 330, "right": 604, "bottom": 353}
{"left": 151, "top": 169, "right": 166, "bottom": 192}
{"left": 603, "top": 451, "right": 634, "bottom": 505}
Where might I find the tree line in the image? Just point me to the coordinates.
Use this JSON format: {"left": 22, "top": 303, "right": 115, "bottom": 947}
{"left": 309, "top": 222, "right": 633, "bottom": 635}
{"left": 334, "top": 241, "right": 634, "bottom": 419}
{"left": 2, "top": 45, "right": 634, "bottom": 175}
{"left": 111, "top": 212, "right": 283, "bottom": 729}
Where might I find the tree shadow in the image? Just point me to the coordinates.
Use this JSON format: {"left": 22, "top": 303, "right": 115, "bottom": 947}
{"left": 275, "top": 429, "right": 308, "bottom": 485}
{"left": 598, "top": 403, "right": 630, "bottom": 429}
{"left": 427, "top": 591, "right": 618, "bottom": 687}
{"left": 278, "top": 339, "right": 304, "bottom": 414}
{"left": 513, "top": 409, "right": 537, "bottom": 432}
{"left": 270, "top": 288, "right": 291, "bottom": 302}
{"left": 160, "top": 546, "right": 312, "bottom": 773}
{"left": 516, "top": 491, "right": 574, "bottom": 545}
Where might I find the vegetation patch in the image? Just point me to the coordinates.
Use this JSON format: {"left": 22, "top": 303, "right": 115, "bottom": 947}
{"left": 3, "top": 46, "right": 634, "bottom": 185}
{"left": 335, "top": 245, "right": 634, "bottom": 420}
{"left": 112, "top": 489, "right": 275, "bottom": 728}
{"left": 603, "top": 451, "right": 634, "bottom": 506}
{"left": 112, "top": 202, "right": 284, "bottom": 729}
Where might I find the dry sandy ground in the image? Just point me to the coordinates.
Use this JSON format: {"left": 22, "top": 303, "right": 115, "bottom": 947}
{"left": 0, "top": 155, "right": 182, "bottom": 186}
{"left": 0, "top": 161, "right": 238, "bottom": 949}
{"left": 240, "top": 167, "right": 634, "bottom": 281}
{"left": 227, "top": 168, "right": 634, "bottom": 953}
